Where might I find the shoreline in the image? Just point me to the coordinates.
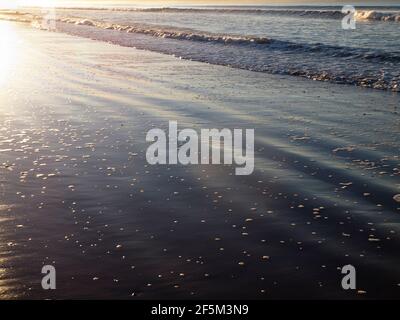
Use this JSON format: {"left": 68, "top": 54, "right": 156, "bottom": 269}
{"left": 1, "top": 9, "right": 400, "bottom": 92}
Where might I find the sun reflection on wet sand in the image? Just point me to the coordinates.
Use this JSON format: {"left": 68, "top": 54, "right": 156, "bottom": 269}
{"left": 0, "top": 22, "right": 20, "bottom": 87}
{"left": 0, "top": 24, "right": 26, "bottom": 290}
{"left": 0, "top": 205, "right": 16, "bottom": 299}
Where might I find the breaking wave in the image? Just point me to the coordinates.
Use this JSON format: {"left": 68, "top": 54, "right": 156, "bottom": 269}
{"left": 50, "top": 16, "right": 400, "bottom": 64}
{"left": 50, "top": 7, "right": 400, "bottom": 22}
{"left": 1, "top": 10, "right": 399, "bottom": 92}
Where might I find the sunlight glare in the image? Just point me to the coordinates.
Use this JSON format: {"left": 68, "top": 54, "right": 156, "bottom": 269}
{"left": 0, "top": 22, "right": 19, "bottom": 86}
{"left": 0, "top": 1, "right": 17, "bottom": 9}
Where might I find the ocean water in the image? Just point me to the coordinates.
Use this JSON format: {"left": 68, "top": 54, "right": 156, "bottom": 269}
{"left": 0, "top": 9, "right": 400, "bottom": 300}
{"left": 1, "top": 5, "right": 400, "bottom": 91}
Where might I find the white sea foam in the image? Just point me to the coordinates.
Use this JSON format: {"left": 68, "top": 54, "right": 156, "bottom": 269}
{"left": 355, "top": 10, "right": 400, "bottom": 21}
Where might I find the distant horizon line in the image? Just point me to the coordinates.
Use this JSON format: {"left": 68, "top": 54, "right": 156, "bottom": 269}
{"left": 8, "top": 3, "right": 400, "bottom": 8}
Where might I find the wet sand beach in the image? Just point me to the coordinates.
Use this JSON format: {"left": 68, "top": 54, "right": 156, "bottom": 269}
{"left": 0, "top": 21, "right": 400, "bottom": 299}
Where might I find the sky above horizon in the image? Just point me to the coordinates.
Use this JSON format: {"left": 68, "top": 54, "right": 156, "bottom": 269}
{"left": 2, "top": 0, "right": 400, "bottom": 8}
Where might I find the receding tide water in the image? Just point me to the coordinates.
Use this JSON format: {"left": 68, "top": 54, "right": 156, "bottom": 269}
{"left": 0, "top": 6, "right": 399, "bottom": 299}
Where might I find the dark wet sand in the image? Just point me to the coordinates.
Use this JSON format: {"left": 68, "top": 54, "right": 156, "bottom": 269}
{"left": 0, "top": 21, "right": 400, "bottom": 299}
